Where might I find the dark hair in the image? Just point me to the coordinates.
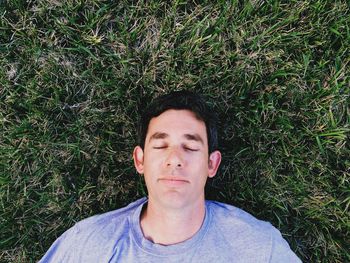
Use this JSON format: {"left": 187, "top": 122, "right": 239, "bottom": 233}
{"left": 138, "top": 90, "right": 218, "bottom": 153}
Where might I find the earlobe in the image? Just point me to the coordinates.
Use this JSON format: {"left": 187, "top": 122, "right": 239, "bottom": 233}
{"left": 133, "top": 146, "right": 145, "bottom": 174}
{"left": 208, "top": 150, "right": 222, "bottom": 178}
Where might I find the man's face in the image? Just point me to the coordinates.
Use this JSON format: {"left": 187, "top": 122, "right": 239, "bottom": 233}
{"left": 133, "top": 109, "right": 221, "bottom": 209}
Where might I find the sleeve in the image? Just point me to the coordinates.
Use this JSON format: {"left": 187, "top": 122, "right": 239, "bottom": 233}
{"left": 39, "top": 226, "right": 79, "bottom": 263}
{"left": 269, "top": 230, "right": 302, "bottom": 263}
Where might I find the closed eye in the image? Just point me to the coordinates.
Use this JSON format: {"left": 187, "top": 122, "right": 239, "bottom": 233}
{"left": 153, "top": 146, "right": 167, "bottom": 149}
{"left": 184, "top": 147, "right": 199, "bottom": 152}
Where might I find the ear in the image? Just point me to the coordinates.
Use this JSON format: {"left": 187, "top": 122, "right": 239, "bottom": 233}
{"left": 133, "top": 146, "right": 145, "bottom": 174}
{"left": 208, "top": 150, "right": 222, "bottom": 178}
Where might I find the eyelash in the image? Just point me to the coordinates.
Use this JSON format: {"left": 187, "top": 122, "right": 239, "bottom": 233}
{"left": 153, "top": 146, "right": 198, "bottom": 152}
{"left": 184, "top": 147, "right": 198, "bottom": 152}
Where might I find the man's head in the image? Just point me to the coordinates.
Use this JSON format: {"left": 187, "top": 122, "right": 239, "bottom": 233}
{"left": 137, "top": 90, "right": 219, "bottom": 154}
{"left": 133, "top": 90, "right": 221, "bottom": 209}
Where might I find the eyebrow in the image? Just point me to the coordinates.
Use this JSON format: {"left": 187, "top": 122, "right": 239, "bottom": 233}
{"left": 149, "top": 132, "right": 168, "bottom": 142}
{"left": 184, "top": 133, "right": 204, "bottom": 144}
{"left": 148, "top": 132, "right": 204, "bottom": 144}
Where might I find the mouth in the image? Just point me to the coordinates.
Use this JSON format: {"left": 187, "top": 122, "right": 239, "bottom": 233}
{"left": 158, "top": 178, "right": 189, "bottom": 186}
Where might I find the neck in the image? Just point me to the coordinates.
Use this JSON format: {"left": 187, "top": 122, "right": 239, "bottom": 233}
{"left": 140, "top": 198, "right": 206, "bottom": 245}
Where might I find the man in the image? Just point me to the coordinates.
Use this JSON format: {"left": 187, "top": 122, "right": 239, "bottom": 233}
{"left": 40, "top": 90, "right": 301, "bottom": 262}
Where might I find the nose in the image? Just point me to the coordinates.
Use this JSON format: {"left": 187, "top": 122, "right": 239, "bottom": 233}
{"left": 165, "top": 147, "right": 184, "bottom": 168}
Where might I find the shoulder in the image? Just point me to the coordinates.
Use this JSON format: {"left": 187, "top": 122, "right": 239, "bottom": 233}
{"left": 72, "top": 197, "right": 146, "bottom": 235}
{"left": 39, "top": 198, "right": 147, "bottom": 262}
{"left": 206, "top": 200, "right": 276, "bottom": 253}
{"left": 206, "top": 200, "right": 301, "bottom": 262}
{"left": 207, "top": 200, "right": 275, "bottom": 235}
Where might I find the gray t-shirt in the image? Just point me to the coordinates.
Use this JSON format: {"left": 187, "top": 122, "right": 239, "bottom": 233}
{"left": 40, "top": 198, "right": 301, "bottom": 262}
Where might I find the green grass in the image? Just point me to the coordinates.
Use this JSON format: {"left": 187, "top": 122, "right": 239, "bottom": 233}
{"left": 1, "top": 0, "right": 349, "bottom": 262}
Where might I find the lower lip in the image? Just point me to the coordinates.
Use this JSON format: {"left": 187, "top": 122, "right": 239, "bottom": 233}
{"left": 159, "top": 179, "right": 188, "bottom": 186}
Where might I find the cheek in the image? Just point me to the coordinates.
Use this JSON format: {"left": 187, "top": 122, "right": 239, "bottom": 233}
{"left": 193, "top": 152, "right": 209, "bottom": 164}
{"left": 190, "top": 156, "right": 209, "bottom": 171}
{"left": 144, "top": 153, "right": 164, "bottom": 170}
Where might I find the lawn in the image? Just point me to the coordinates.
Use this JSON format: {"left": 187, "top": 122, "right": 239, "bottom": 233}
{"left": 0, "top": 0, "right": 349, "bottom": 262}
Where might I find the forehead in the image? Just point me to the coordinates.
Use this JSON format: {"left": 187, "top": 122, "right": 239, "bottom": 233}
{"left": 146, "top": 109, "right": 207, "bottom": 140}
